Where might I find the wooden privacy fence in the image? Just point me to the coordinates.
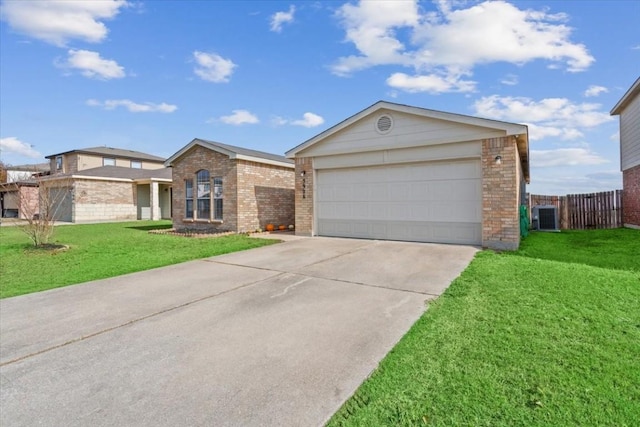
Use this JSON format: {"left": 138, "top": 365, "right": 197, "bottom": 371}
{"left": 528, "top": 190, "right": 623, "bottom": 230}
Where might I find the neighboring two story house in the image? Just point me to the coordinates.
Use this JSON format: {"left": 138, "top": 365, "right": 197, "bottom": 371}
{"left": 611, "top": 77, "right": 640, "bottom": 228}
{"left": 43, "top": 146, "right": 172, "bottom": 222}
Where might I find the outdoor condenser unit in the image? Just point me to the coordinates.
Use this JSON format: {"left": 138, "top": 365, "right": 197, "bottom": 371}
{"left": 532, "top": 205, "right": 559, "bottom": 231}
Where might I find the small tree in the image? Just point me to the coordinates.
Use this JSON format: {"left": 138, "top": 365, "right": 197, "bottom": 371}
{"left": 12, "top": 175, "right": 73, "bottom": 247}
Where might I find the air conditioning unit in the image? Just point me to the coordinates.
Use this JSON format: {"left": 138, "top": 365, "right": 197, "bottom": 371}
{"left": 532, "top": 205, "right": 559, "bottom": 231}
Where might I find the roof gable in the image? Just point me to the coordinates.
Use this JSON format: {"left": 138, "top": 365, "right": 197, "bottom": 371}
{"left": 286, "top": 101, "right": 529, "bottom": 158}
{"left": 165, "top": 138, "right": 293, "bottom": 168}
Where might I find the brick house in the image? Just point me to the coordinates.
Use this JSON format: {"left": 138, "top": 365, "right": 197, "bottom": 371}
{"left": 286, "top": 101, "right": 530, "bottom": 251}
{"left": 43, "top": 147, "right": 172, "bottom": 222}
{"left": 165, "top": 138, "right": 295, "bottom": 233}
{"left": 611, "top": 76, "right": 640, "bottom": 228}
{"left": 0, "top": 163, "right": 49, "bottom": 219}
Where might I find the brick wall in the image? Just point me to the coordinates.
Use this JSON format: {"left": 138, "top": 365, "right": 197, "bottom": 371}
{"left": 482, "top": 136, "right": 521, "bottom": 250}
{"left": 236, "top": 160, "right": 294, "bottom": 232}
{"left": 294, "top": 157, "right": 314, "bottom": 236}
{"left": 74, "top": 179, "right": 137, "bottom": 221}
{"left": 19, "top": 186, "right": 39, "bottom": 219}
{"left": 171, "top": 145, "right": 236, "bottom": 232}
{"left": 623, "top": 164, "right": 640, "bottom": 227}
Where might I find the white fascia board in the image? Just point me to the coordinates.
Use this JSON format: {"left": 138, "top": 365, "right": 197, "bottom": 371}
{"left": 70, "top": 175, "right": 134, "bottom": 183}
{"left": 611, "top": 76, "right": 640, "bottom": 115}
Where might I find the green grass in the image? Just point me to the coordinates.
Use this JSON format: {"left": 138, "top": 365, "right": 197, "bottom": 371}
{"left": 0, "top": 221, "right": 278, "bottom": 299}
{"left": 329, "top": 228, "right": 640, "bottom": 426}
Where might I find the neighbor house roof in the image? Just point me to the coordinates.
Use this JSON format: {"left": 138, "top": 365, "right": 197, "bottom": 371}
{"left": 7, "top": 163, "right": 50, "bottom": 173}
{"left": 44, "top": 166, "right": 172, "bottom": 182}
{"left": 165, "top": 138, "right": 294, "bottom": 168}
{"left": 611, "top": 76, "right": 640, "bottom": 115}
{"left": 286, "top": 100, "right": 530, "bottom": 181}
{"left": 45, "top": 147, "right": 165, "bottom": 163}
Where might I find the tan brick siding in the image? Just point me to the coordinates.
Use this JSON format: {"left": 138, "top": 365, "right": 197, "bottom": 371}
{"left": 74, "top": 179, "right": 137, "bottom": 221}
{"left": 623, "top": 164, "right": 640, "bottom": 227}
{"left": 171, "top": 146, "right": 236, "bottom": 232}
{"left": 236, "top": 160, "right": 294, "bottom": 232}
{"left": 170, "top": 146, "right": 294, "bottom": 233}
{"left": 482, "top": 136, "right": 521, "bottom": 250}
{"left": 294, "top": 157, "right": 314, "bottom": 236}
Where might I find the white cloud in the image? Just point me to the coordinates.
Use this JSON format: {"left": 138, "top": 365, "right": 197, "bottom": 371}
{"left": 86, "top": 99, "right": 177, "bottom": 113}
{"left": 530, "top": 171, "right": 622, "bottom": 195}
{"left": 500, "top": 74, "right": 519, "bottom": 86}
{"left": 270, "top": 5, "right": 295, "bottom": 32}
{"left": 59, "top": 49, "right": 125, "bottom": 79}
{"left": 0, "top": 0, "right": 128, "bottom": 46}
{"left": 386, "top": 72, "right": 476, "bottom": 93}
{"left": 584, "top": 85, "right": 608, "bottom": 97}
{"left": 291, "top": 112, "right": 325, "bottom": 127}
{"left": 332, "top": 0, "right": 594, "bottom": 93}
{"left": 271, "top": 116, "right": 289, "bottom": 126}
{"left": 0, "top": 137, "right": 42, "bottom": 158}
{"left": 270, "top": 112, "right": 325, "bottom": 127}
{"left": 473, "top": 95, "right": 613, "bottom": 140}
{"left": 218, "top": 110, "right": 259, "bottom": 125}
{"left": 193, "top": 51, "right": 236, "bottom": 83}
{"left": 332, "top": 0, "right": 418, "bottom": 76}
{"left": 531, "top": 148, "right": 608, "bottom": 167}
{"left": 610, "top": 131, "right": 620, "bottom": 143}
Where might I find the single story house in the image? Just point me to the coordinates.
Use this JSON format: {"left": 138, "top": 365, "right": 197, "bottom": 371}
{"left": 611, "top": 76, "right": 640, "bottom": 228}
{"left": 43, "top": 146, "right": 172, "bottom": 222}
{"left": 165, "top": 138, "right": 295, "bottom": 233}
{"left": 286, "top": 101, "right": 530, "bottom": 251}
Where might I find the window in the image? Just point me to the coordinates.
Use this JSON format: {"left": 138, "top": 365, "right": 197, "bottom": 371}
{"left": 131, "top": 160, "right": 142, "bottom": 169}
{"left": 196, "top": 170, "right": 210, "bottom": 219}
{"left": 185, "top": 179, "right": 193, "bottom": 218}
{"left": 55, "top": 156, "right": 63, "bottom": 171}
{"left": 103, "top": 157, "right": 116, "bottom": 166}
{"left": 213, "top": 177, "right": 223, "bottom": 220}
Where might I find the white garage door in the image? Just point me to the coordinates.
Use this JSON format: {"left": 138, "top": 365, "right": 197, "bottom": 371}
{"left": 316, "top": 159, "right": 481, "bottom": 244}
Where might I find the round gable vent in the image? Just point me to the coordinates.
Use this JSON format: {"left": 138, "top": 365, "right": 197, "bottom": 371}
{"left": 375, "top": 114, "right": 393, "bottom": 134}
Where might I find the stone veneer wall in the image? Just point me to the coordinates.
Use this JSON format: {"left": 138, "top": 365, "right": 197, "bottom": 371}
{"left": 294, "top": 157, "right": 314, "bottom": 236}
{"left": 236, "top": 160, "right": 294, "bottom": 232}
{"left": 482, "top": 136, "right": 521, "bottom": 250}
{"left": 623, "top": 164, "right": 640, "bottom": 227}
{"left": 171, "top": 145, "right": 236, "bottom": 232}
{"left": 73, "top": 179, "right": 137, "bottom": 221}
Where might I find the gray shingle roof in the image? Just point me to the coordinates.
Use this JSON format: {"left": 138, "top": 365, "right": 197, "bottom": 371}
{"left": 193, "top": 139, "right": 293, "bottom": 164}
{"left": 46, "top": 147, "right": 165, "bottom": 162}
{"left": 52, "top": 166, "right": 171, "bottom": 181}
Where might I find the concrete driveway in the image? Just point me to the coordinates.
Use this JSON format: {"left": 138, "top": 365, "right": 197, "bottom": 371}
{"left": 0, "top": 236, "right": 477, "bottom": 426}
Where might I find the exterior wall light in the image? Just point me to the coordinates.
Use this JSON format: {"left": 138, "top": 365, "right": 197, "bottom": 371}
{"left": 300, "top": 170, "right": 306, "bottom": 177}
{"left": 495, "top": 155, "right": 502, "bottom": 165}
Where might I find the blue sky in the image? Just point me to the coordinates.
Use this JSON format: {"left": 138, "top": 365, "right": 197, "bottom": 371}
{"left": 0, "top": 0, "right": 638, "bottom": 195}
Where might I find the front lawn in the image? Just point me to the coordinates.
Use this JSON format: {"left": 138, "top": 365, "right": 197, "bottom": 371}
{"left": 0, "top": 221, "right": 278, "bottom": 299}
{"left": 329, "top": 228, "right": 640, "bottom": 426}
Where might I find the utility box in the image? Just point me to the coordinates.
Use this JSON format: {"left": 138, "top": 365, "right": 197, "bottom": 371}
{"left": 532, "top": 205, "right": 559, "bottom": 231}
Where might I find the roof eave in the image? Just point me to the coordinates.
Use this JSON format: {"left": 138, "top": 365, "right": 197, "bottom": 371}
{"left": 611, "top": 76, "right": 640, "bottom": 115}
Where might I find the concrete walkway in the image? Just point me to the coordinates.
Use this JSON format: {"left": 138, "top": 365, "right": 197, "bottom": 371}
{"left": 0, "top": 237, "right": 477, "bottom": 426}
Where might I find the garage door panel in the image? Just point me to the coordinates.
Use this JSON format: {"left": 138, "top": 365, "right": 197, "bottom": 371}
{"left": 317, "top": 159, "right": 481, "bottom": 245}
